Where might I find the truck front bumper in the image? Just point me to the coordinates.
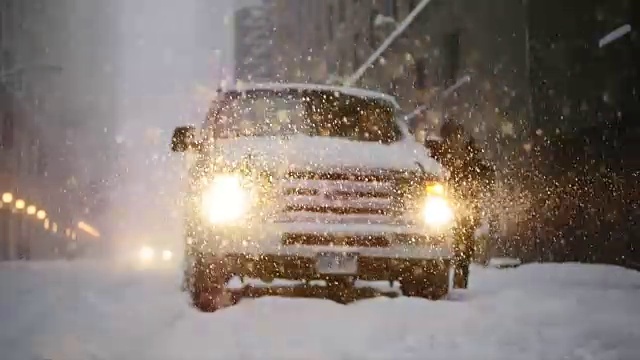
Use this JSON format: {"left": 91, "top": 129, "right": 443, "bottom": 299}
{"left": 188, "top": 221, "right": 452, "bottom": 281}
{"left": 217, "top": 253, "right": 451, "bottom": 282}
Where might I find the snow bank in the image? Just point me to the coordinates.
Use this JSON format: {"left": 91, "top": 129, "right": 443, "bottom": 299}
{"left": 1, "top": 261, "right": 639, "bottom": 360}
{"left": 487, "top": 257, "right": 522, "bottom": 268}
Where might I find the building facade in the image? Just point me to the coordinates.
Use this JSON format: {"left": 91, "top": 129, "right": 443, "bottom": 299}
{"left": 524, "top": 0, "right": 638, "bottom": 266}
{"left": 0, "top": 0, "right": 115, "bottom": 259}
{"left": 234, "top": 2, "right": 276, "bottom": 83}
{"left": 269, "top": 0, "right": 530, "bottom": 165}
{"left": 52, "top": 0, "right": 120, "bottom": 227}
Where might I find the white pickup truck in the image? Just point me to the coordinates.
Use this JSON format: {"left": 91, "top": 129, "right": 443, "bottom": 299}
{"left": 171, "top": 83, "right": 458, "bottom": 312}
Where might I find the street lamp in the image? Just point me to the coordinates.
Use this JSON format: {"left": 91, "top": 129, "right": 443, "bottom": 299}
{"left": 2, "top": 193, "right": 13, "bottom": 203}
{"left": 77, "top": 221, "right": 101, "bottom": 238}
{"left": 15, "top": 199, "right": 26, "bottom": 210}
{"left": 26, "top": 205, "right": 36, "bottom": 216}
{"left": 36, "top": 210, "right": 46, "bottom": 220}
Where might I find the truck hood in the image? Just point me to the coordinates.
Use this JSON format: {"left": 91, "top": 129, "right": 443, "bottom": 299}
{"left": 208, "top": 135, "right": 445, "bottom": 176}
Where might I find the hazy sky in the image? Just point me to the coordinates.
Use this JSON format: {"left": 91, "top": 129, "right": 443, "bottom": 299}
{"left": 116, "top": 0, "right": 234, "bottom": 131}
{"left": 108, "top": 0, "right": 235, "bottom": 244}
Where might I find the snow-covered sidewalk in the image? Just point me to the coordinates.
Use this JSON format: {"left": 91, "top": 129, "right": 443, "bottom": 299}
{"left": 1, "top": 260, "right": 639, "bottom": 360}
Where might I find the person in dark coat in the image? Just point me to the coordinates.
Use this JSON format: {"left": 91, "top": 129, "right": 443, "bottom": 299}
{"left": 426, "top": 118, "right": 496, "bottom": 289}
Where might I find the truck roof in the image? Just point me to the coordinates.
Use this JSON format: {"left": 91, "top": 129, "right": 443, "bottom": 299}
{"left": 219, "top": 82, "right": 401, "bottom": 109}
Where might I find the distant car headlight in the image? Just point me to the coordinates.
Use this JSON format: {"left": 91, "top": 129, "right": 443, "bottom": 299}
{"left": 139, "top": 245, "right": 155, "bottom": 261}
{"left": 161, "top": 250, "right": 173, "bottom": 261}
{"left": 422, "top": 195, "right": 455, "bottom": 227}
{"left": 201, "top": 174, "right": 250, "bottom": 224}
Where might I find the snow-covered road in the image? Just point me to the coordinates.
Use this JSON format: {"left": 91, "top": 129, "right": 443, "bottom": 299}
{"left": 1, "top": 261, "right": 639, "bottom": 360}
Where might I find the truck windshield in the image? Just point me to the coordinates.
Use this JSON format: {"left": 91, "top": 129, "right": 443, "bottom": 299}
{"left": 206, "top": 89, "right": 401, "bottom": 143}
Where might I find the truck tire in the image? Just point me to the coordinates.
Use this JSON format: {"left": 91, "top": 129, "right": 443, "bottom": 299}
{"left": 187, "top": 255, "right": 236, "bottom": 312}
{"left": 400, "top": 267, "right": 450, "bottom": 300}
{"left": 453, "top": 263, "right": 470, "bottom": 289}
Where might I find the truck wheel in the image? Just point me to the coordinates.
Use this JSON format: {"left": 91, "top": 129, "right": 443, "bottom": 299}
{"left": 325, "top": 277, "right": 356, "bottom": 302}
{"left": 400, "top": 268, "right": 450, "bottom": 300}
{"left": 453, "top": 264, "right": 470, "bottom": 289}
{"left": 187, "top": 255, "right": 235, "bottom": 312}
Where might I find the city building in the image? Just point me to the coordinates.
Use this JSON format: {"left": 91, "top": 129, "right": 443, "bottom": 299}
{"left": 269, "top": 0, "right": 379, "bottom": 84}
{"left": 524, "top": 0, "right": 638, "bottom": 265}
{"left": 269, "top": 0, "right": 529, "bottom": 166}
{"left": 51, "top": 0, "right": 120, "bottom": 227}
{"left": 270, "top": 0, "right": 635, "bottom": 159}
{"left": 234, "top": 2, "right": 276, "bottom": 83}
{"left": 0, "top": 0, "right": 115, "bottom": 259}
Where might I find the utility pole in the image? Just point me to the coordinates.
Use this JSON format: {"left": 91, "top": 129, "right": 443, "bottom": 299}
{"left": 343, "top": 0, "right": 436, "bottom": 87}
{"left": 403, "top": 75, "right": 471, "bottom": 122}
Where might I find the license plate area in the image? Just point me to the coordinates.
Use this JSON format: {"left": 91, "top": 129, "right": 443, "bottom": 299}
{"left": 315, "top": 252, "right": 358, "bottom": 275}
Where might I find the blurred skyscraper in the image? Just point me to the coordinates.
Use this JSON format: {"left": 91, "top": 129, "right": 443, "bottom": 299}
{"left": 0, "top": 0, "right": 119, "bottom": 257}
{"left": 234, "top": 1, "right": 276, "bottom": 83}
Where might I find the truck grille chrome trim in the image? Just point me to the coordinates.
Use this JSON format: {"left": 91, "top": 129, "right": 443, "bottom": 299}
{"left": 281, "top": 233, "right": 391, "bottom": 247}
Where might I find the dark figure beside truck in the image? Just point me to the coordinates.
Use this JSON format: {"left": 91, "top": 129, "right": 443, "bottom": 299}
{"left": 426, "top": 119, "right": 496, "bottom": 288}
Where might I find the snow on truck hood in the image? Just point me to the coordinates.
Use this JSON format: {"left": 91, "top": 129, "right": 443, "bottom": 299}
{"left": 209, "top": 135, "right": 445, "bottom": 176}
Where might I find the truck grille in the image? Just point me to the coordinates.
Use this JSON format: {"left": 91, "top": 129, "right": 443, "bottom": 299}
{"left": 282, "top": 233, "right": 390, "bottom": 247}
{"left": 285, "top": 169, "right": 415, "bottom": 182}
{"left": 276, "top": 168, "right": 413, "bottom": 223}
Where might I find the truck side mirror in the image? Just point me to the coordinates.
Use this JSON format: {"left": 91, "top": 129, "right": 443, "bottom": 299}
{"left": 170, "top": 125, "right": 197, "bottom": 152}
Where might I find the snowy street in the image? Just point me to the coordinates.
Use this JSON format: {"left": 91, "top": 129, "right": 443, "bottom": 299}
{"left": 2, "top": 261, "right": 639, "bottom": 360}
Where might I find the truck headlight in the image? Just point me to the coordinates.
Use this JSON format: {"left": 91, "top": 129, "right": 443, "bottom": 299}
{"left": 422, "top": 195, "right": 455, "bottom": 227}
{"left": 201, "top": 174, "right": 250, "bottom": 224}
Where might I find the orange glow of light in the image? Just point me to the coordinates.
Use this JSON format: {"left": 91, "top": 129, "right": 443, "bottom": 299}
{"left": 426, "top": 183, "right": 446, "bottom": 196}
{"left": 2, "top": 192, "right": 13, "bottom": 203}
{"left": 26, "top": 205, "right": 37, "bottom": 215}
{"left": 15, "top": 199, "right": 26, "bottom": 210}
{"left": 36, "top": 210, "right": 46, "bottom": 220}
{"left": 77, "top": 221, "right": 101, "bottom": 238}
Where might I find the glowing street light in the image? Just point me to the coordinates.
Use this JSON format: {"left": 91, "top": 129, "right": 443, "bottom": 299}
{"left": 36, "top": 210, "right": 46, "bottom": 220}
{"left": 15, "top": 199, "right": 26, "bottom": 210}
{"left": 26, "top": 205, "right": 36, "bottom": 215}
{"left": 52, "top": 223, "right": 58, "bottom": 233}
{"left": 2, "top": 192, "right": 13, "bottom": 203}
{"left": 77, "top": 221, "right": 101, "bottom": 238}
{"left": 44, "top": 218, "right": 50, "bottom": 230}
